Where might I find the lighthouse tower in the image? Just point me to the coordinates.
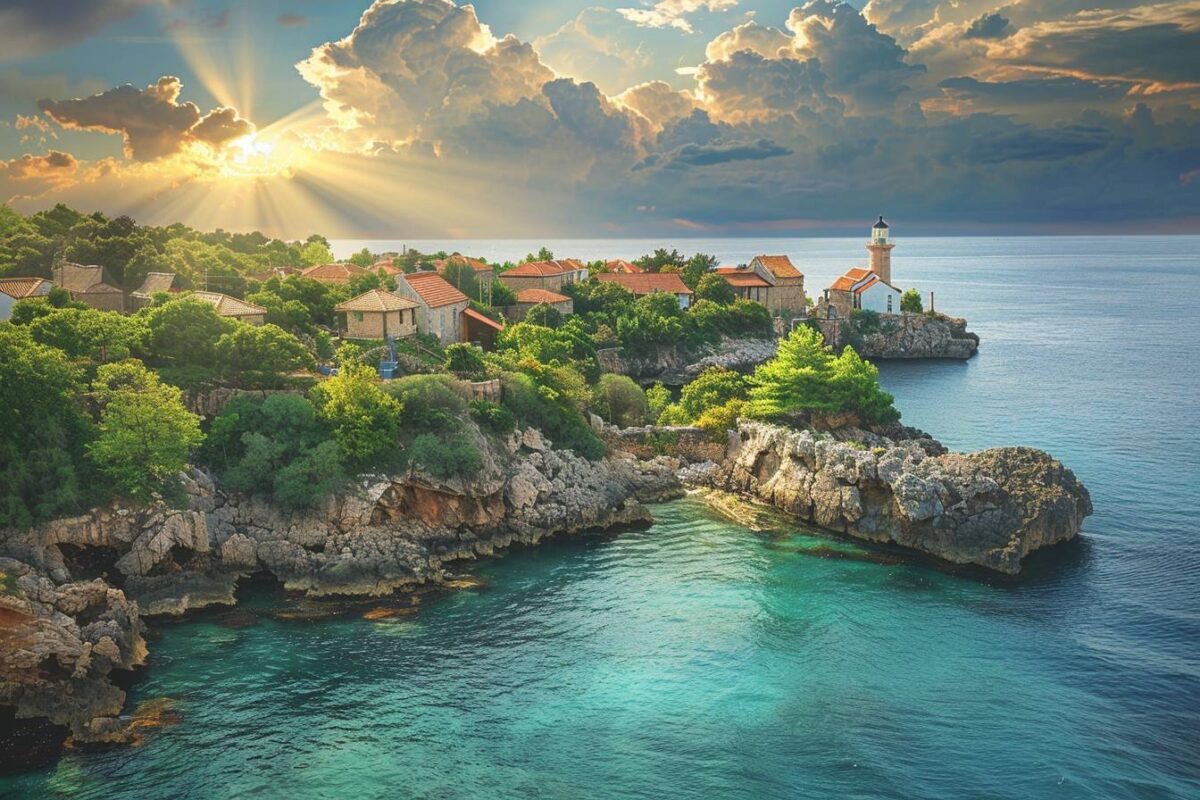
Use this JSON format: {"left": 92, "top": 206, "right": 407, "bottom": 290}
{"left": 867, "top": 216, "right": 895, "bottom": 284}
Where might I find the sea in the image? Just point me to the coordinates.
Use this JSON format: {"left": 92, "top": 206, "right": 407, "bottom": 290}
{"left": 2, "top": 236, "right": 1198, "bottom": 799}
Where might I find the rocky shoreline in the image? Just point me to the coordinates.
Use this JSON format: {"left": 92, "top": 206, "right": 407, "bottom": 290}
{"left": 0, "top": 416, "right": 1090, "bottom": 753}
{"left": 693, "top": 421, "right": 1090, "bottom": 574}
{"left": 0, "top": 425, "right": 682, "bottom": 747}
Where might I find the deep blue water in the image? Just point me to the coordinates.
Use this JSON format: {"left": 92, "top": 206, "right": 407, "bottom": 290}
{"left": 4, "top": 236, "right": 1199, "bottom": 799}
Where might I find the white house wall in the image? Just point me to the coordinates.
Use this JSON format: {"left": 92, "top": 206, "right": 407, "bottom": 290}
{"left": 859, "top": 282, "right": 902, "bottom": 314}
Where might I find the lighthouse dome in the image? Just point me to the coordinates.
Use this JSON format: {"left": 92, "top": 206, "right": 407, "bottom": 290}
{"left": 873, "top": 215, "right": 889, "bottom": 229}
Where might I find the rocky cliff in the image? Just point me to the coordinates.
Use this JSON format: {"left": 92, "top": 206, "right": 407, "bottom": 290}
{"left": 599, "top": 336, "right": 779, "bottom": 384}
{"left": 705, "top": 422, "right": 1090, "bottom": 574}
{"left": 815, "top": 312, "right": 979, "bottom": 359}
{"left": 0, "top": 427, "right": 682, "bottom": 745}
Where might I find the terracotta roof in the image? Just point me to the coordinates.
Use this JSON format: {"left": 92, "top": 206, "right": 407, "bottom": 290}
{"left": 55, "top": 263, "right": 121, "bottom": 294}
{"left": 301, "top": 263, "right": 371, "bottom": 284}
{"left": 370, "top": 260, "right": 406, "bottom": 275}
{"left": 463, "top": 306, "right": 504, "bottom": 332}
{"left": 830, "top": 267, "right": 875, "bottom": 293}
{"left": 853, "top": 275, "right": 880, "bottom": 295}
{"left": 401, "top": 272, "right": 470, "bottom": 308}
{"left": 751, "top": 255, "right": 802, "bottom": 279}
{"left": 595, "top": 272, "right": 693, "bottom": 296}
{"left": 515, "top": 288, "right": 571, "bottom": 305}
{"left": 0, "top": 277, "right": 51, "bottom": 299}
{"left": 192, "top": 291, "right": 268, "bottom": 318}
{"left": 503, "top": 259, "right": 584, "bottom": 277}
{"left": 605, "top": 259, "right": 643, "bottom": 274}
{"left": 335, "top": 289, "right": 418, "bottom": 314}
{"left": 434, "top": 254, "right": 492, "bottom": 274}
{"left": 133, "top": 272, "right": 176, "bottom": 297}
{"left": 717, "top": 269, "right": 770, "bottom": 288}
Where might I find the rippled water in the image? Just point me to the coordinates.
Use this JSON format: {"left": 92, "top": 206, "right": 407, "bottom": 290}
{"left": 4, "top": 237, "right": 1199, "bottom": 799}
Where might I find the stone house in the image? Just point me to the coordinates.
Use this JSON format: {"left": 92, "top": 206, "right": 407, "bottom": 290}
{"left": 52, "top": 263, "right": 126, "bottom": 312}
{"left": 335, "top": 289, "right": 418, "bottom": 340}
{"left": 394, "top": 271, "right": 471, "bottom": 345}
{"left": 498, "top": 259, "right": 589, "bottom": 293}
{"left": 822, "top": 268, "right": 902, "bottom": 318}
{"left": 300, "top": 263, "right": 371, "bottom": 285}
{"left": 595, "top": 272, "right": 694, "bottom": 310}
{"left": 715, "top": 266, "right": 772, "bottom": 304}
{"left": 129, "top": 272, "right": 177, "bottom": 310}
{"left": 510, "top": 288, "right": 574, "bottom": 321}
{"left": 192, "top": 291, "right": 268, "bottom": 325}
{"left": 714, "top": 256, "right": 805, "bottom": 315}
{"left": 0, "top": 277, "right": 52, "bottom": 321}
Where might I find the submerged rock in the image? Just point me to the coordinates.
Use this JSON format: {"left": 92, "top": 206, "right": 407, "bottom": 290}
{"left": 704, "top": 422, "right": 1091, "bottom": 574}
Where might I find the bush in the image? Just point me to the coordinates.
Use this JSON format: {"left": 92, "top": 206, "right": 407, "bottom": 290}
{"left": 309, "top": 363, "right": 403, "bottom": 471}
{"left": 692, "top": 399, "right": 744, "bottom": 438}
{"left": 27, "top": 307, "right": 147, "bottom": 363}
{"left": 592, "top": 373, "right": 649, "bottom": 428}
{"left": 215, "top": 323, "right": 315, "bottom": 384}
{"left": 659, "top": 368, "right": 748, "bottom": 426}
{"left": 500, "top": 371, "right": 604, "bottom": 460}
{"left": 469, "top": 400, "right": 516, "bottom": 435}
{"left": 272, "top": 441, "right": 347, "bottom": 509}
{"left": 901, "top": 288, "right": 923, "bottom": 313}
{"left": 407, "top": 432, "right": 483, "bottom": 480}
{"left": 143, "top": 297, "right": 236, "bottom": 367}
{"left": 695, "top": 272, "right": 736, "bottom": 305}
{"left": 645, "top": 383, "right": 672, "bottom": 424}
{"left": 387, "top": 373, "right": 471, "bottom": 432}
{"left": 444, "top": 343, "right": 487, "bottom": 378}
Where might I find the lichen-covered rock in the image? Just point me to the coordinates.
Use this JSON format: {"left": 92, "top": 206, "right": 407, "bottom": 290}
{"left": 851, "top": 313, "right": 979, "bottom": 359}
{"left": 707, "top": 422, "right": 1091, "bottom": 574}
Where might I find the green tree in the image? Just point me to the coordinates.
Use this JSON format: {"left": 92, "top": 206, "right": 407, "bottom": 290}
{"left": 87, "top": 361, "right": 203, "bottom": 500}
{"left": 143, "top": 296, "right": 236, "bottom": 366}
{"left": 299, "top": 239, "right": 334, "bottom": 267}
{"left": 695, "top": 272, "right": 736, "bottom": 305}
{"left": 215, "top": 323, "right": 315, "bottom": 381}
{"left": 124, "top": 244, "right": 175, "bottom": 292}
{"left": 592, "top": 374, "right": 649, "bottom": 428}
{"left": 524, "top": 301, "right": 563, "bottom": 328}
{"left": 309, "top": 363, "right": 403, "bottom": 471}
{"left": 659, "top": 368, "right": 748, "bottom": 425}
{"left": 0, "top": 326, "right": 95, "bottom": 527}
{"left": 348, "top": 248, "right": 375, "bottom": 267}
{"left": 444, "top": 343, "right": 487, "bottom": 377}
{"left": 901, "top": 288, "right": 923, "bottom": 313}
{"left": 27, "top": 307, "right": 148, "bottom": 362}
{"left": 645, "top": 383, "right": 672, "bottom": 424}
{"left": 634, "top": 248, "right": 684, "bottom": 273}
{"left": 521, "top": 247, "right": 555, "bottom": 264}
{"left": 681, "top": 253, "right": 718, "bottom": 289}
{"left": 442, "top": 260, "right": 481, "bottom": 300}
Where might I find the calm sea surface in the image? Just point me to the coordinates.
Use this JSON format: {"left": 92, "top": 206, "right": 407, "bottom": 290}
{"left": 3, "top": 236, "right": 1199, "bottom": 799}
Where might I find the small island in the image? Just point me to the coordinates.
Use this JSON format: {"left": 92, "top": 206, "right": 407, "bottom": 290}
{"left": 1, "top": 205, "right": 1077, "bottom": 756}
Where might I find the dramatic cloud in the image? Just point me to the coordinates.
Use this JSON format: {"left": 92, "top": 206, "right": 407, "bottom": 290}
{"left": 2, "top": 150, "right": 78, "bottom": 181}
{"left": 38, "top": 77, "right": 253, "bottom": 161}
{"left": 616, "top": 81, "right": 699, "bottom": 128}
{"left": 963, "top": 12, "right": 1012, "bottom": 40}
{"left": 0, "top": 0, "right": 155, "bottom": 60}
{"left": 617, "top": 1, "right": 740, "bottom": 33}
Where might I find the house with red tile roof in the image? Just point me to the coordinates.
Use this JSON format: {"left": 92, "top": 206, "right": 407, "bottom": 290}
{"left": 0, "top": 277, "right": 52, "bottom": 321}
{"left": 301, "top": 263, "right": 371, "bottom": 285}
{"left": 192, "top": 292, "right": 269, "bottom": 325}
{"left": 595, "top": 272, "right": 694, "bottom": 309}
{"left": 818, "top": 219, "right": 904, "bottom": 319}
{"left": 715, "top": 266, "right": 772, "bottom": 305}
{"left": 510, "top": 288, "right": 574, "bottom": 321}
{"left": 497, "top": 259, "right": 589, "bottom": 293}
{"left": 394, "top": 271, "right": 472, "bottom": 345}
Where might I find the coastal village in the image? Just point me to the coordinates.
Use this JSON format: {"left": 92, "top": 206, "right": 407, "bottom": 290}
{"left": 0, "top": 216, "right": 968, "bottom": 364}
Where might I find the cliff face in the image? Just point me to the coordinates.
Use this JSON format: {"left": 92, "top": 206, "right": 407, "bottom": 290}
{"left": 0, "top": 427, "right": 682, "bottom": 744}
{"left": 709, "top": 422, "right": 1091, "bottom": 573}
{"left": 599, "top": 337, "right": 779, "bottom": 384}
{"left": 815, "top": 313, "right": 979, "bottom": 359}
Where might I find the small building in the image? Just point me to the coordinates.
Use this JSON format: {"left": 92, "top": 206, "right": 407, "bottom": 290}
{"left": 819, "top": 218, "right": 903, "bottom": 318}
{"left": 434, "top": 253, "right": 496, "bottom": 297}
{"left": 0, "top": 277, "right": 52, "bottom": 321}
{"left": 394, "top": 271, "right": 471, "bottom": 345}
{"left": 595, "top": 272, "right": 694, "bottom": 310}
{"left": 300, "top": 263, "right": 371, "bottom": 285}
{"left": 498, "top": 259, "right": 589, "bottom": 293}
{"left": 335, "top": 289, "right": 418, "bottom": 340}
{"left": 52, "top": 263, "right": 125, "bottom": 312}
{"left": 461, "top": 307, "right": 503, "bottom": 350}
{"left": 715, "top": 266, "right": 772, "bottom": 304}
{"left": 604, "top": 259, "right": 643, "bottom": 274}
{"left": 191, "top": 291, "right": 268, "bottom": 325}
{"left": 130, "top": 272, "right": 177, "bottom": 310}
{"left": 511, "top": 288, "right": 574, "bottom": 321}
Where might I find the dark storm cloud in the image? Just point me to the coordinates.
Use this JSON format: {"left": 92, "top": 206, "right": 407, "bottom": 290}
{"left": 0, "top": 0, "right": 155, "bottom": 60}
{"left": 963, "top": 12, "right": 1012, "bottom": 40}
{"left": 938, "top": 76, "right": 1133, "bottom": 107}
{"left": 633, "top": 138, "right": 792, "bottom": 171}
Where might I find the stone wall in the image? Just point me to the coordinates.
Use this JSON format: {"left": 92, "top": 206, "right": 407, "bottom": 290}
{"left": 813, "top": 312, "right": 979, "bottom": 359}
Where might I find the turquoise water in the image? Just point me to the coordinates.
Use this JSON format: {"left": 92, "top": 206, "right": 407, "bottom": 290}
{"left": 4, "top": 236, "right": 1200, "bottom": 799}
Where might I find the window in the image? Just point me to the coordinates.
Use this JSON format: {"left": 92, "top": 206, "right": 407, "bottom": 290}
{"left": 887, "top": 294, "right": 893, "bottom": 312}
{"left": 353, "top": 312, "right": 364, "bottom": 322}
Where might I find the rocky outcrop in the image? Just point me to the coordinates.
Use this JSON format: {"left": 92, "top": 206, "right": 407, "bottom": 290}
{"left": 705, "top": 421, "right": 1090, "bottom": 574}
{"left": 0, "top": 427, "right": 682, "bottom": 744}
{"left": 599, "top": 337, "right": 778, "bottom": 384}
{"left": 815, "top": 312, "right": 979, "bottom": 359}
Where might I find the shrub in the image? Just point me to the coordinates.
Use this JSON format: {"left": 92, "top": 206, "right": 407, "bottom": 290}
{"left": 659, "top": 367, "right": 748, "bottom": 426}
{"left": 500, "top": 372, "right": 604, "bottom": 460}
{"left": 272, "top": 441, "right": 347, "bottom": 509}
{"left": 901, "top": 288, "right": 923, "bottom": 313}
{"left": 215, "top": 323, "right": 315, "bottom": 384}
{"left": 309, "top": 363, "right": 403, "bottom": 471}
{"left": 387, "top": 373, "right": 471, "bottom": 432}
{"left": 645, "top": 383, "right": 672, "bottom": 424}
{"left": 695, "top": 272, "right": 736, "bottom": 305}
{"left": 407, "top": 432, "right": 483, "bottom": 480}
{"left": 142, "top": 297, "right": 236, "bottom": 367}
{"left": 469, "top": 400, "right": 516, "bottom": 435}
{"left": 592, "top": 373, "right": 649, "bottom": 428}
{"left": 692, "top": 399, "right": 743, "bottom": 439}
{"left": 444, "top": 343, "right": 487, "bottom": 378}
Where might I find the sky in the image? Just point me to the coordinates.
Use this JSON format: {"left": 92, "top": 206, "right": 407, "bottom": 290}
{"left": 0, "top": 0, "right": 1197, "bottom": 238}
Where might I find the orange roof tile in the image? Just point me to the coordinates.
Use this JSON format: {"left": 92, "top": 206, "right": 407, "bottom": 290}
{"left": 401, "top": 272, "right": 470, "bottom": 308}
{"left": 605, "top": 259, "right": 643, "bottom": 273}
{"left": 301, "top": 263, "right": 371, "bottom": 284}
{"left": 830, "top": 267, "right": 875, "bottom": 293}
{"left": 434, "top": 254, "right": 492, "bottom": 274}
{"left": 718, "top": 271, "right": 770, "bottom": 288}
{"left": 752, "top": 255, "right": 802, "bottom": 279}
{"left": 595, "top": 272, "right": 693, "bottom": 295}
{"left": 192, "top": 292, "right": 268, "bottom": 318}
{"left": 335, "top": 289, "right": 419, "bottom": 313}
{"left": 515, "top": 288, "right": 571, "bottom": 304}
{"left": 463, "top": 306, "right": 504, "bottom": 332}
{"left": 0, "top": 277, "right": 51, "bottom": 299}
{"left": 503, "top": 260, "right": 584, "bottom": 277}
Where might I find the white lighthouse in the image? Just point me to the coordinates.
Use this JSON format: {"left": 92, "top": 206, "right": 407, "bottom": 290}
{"left": 867, "top": 215, "right": 895, "bottom": 284}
